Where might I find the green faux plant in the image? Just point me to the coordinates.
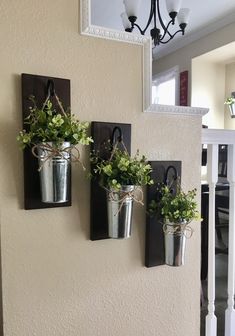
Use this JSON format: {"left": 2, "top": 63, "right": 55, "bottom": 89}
{"left": 224, "top": 97, "right": 235, "bottom": 105}
{"left": 149, "top": 184, "right": 200, "bottom": 223}
{"left": 90, "top": 146, "right": 154, "bottom": 191}
{"left": 17, "top": 95, "right": 93, "bottom": 149}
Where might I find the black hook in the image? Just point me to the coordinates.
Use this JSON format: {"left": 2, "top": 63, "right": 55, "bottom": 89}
{"left": 111, "top": 126, "right": 123, "bottom": 148}
{"left": 46, "top": 79, "right": 55, "bottom": 97}
{"left": 164, "top": 165, "right": 178, "bottom": 188}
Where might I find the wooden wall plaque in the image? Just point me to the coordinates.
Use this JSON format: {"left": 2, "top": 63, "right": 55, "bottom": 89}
{"left": 21, "top": 73, "right": 71, "bottom": 210}
{"left": 145, "top": 161, "right": 182, "bottom": 267}
{"left": 90, "top": 121, "right": 131, "bottom": 240}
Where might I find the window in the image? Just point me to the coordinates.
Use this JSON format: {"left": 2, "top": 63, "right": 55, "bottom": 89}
{"left": 152, "top": 66, "right": 179, "bottom": 105}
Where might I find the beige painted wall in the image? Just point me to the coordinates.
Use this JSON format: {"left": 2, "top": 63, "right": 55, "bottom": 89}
{"left": 191, "top": 59, "right": 225, "bottom": 128}
{"left": 225, "top": 62, "right": 235, "bottom": 129}
{"left": 0, "top": 1, "right": 202, "bottom": 335}
{"left": 153, "top": 22, "right": 235, "bottom": 105}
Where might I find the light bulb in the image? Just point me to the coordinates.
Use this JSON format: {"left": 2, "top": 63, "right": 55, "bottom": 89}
{"left": 177, "top": 8, "right": 190, "bottom": 24}
{"left": 165, "top": 0, "right": 182, "bottom": 14}
{"left": 123, "top": 0, "right": 141, "bottom": 18}
{"left": 121, "top": 12, "right": 132, "bottom": 29}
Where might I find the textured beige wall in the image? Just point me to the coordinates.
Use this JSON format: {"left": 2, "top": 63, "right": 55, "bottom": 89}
{"left": 153, "top": 22, "right": 235, "bottom": 105}
{"left": 0, "top": 1, "right": 202, "bottom": 335}
{"left": 224, "top": 62, "right": 235, "bottom": 129}
{"left": 192, "top": 59, "right": 225, "bottom": 128}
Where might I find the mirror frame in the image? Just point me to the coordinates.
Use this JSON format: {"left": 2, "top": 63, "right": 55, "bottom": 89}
{"left": 80, "top": 0, "right": 208, "bottom": 117}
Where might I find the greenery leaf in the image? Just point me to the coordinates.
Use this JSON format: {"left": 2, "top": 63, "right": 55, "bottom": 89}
{"left": 17, "top": 97, "right": 93, "bottom": 149}
{"left": 149, "top": 183, "right": 200, "bottom": 223}
{"left": 90, "top": 147, "right": 153, "bottom": 190}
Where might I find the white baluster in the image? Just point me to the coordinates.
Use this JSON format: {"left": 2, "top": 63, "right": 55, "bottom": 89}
{"left": 206, "top": 144, "right": 218, "bottom": 336}
{"left": 225, "top": 144, "right": 235, "bottom": 336}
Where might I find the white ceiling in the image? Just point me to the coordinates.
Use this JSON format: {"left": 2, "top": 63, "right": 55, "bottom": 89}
{"left": 91, "top": 0, "right": 235, "bottom": 59}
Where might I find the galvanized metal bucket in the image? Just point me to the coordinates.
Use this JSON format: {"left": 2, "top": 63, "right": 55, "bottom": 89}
{"left": 37, "top": 142, "right": 70, "bottom": 203}
{"left": 107, "top": 185, "right": 134, "bottom": 239}
{"left": 164, "top": 222, "right": 186, "bottom": 266}
{"left": 229, "top": 104, "right": 235, "bottom": 118}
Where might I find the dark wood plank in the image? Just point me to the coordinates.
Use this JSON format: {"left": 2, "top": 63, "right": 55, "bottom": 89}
{"left": 21, "top": 73, "right": 71, "bottom": 210}
{"left": 145, "top": 161, "right": 182, "bottom": 267}
{"left": 90, "top": 122, "right": 131, "bottom": 240}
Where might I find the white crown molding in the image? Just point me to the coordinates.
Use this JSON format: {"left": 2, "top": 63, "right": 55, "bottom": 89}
{"left": 145, "top": 104, "right": 208, "bottom": 116}
{"left": 80, "top": 0, "right": 147, "bottom": 45}
{"left": 80, "top": 0, "right": 209, "bottom": 117}
{"left": 82, "top": 24, "right": 147, "bottom": 45}
{"left": 154, "top": 12, "right": 235, "bottom": 60}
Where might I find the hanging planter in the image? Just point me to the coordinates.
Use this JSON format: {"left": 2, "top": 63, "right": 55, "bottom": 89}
{"left": 149, "top": 184, "right": 200, "bottom": 266}
{"left": 90, "top": 131, "right": 153, "bottom": 239}
{"left": 163, "top": 220, "right": 191, "bottom": 266}
{"left": 36, "top": 141, "right": 71, "bottom": 203}
{"left": 107, "top": 185, "right": 134, "bottom": 239}
{"left": 224, "top": 96, "right": 235, "bottom": 118}
{"left": 228, "top": 104, "right": 235, "bottom": 118}
{"left": 17, "top": 82, "right": 93, "bottom": 204}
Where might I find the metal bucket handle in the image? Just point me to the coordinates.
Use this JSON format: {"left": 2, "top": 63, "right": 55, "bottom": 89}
{"left": 41, "top": 79, "right": 67, "bottom": 117}
{"left": 110, "top": 126, "right": 129, "bottom": 160}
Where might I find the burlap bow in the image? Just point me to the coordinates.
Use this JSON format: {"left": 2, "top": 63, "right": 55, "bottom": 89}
{"left": 31, "top": 143, "right": 84, "bottom": 171}
{"left": 163, "top": 222, "right": 194, "bottom": 239}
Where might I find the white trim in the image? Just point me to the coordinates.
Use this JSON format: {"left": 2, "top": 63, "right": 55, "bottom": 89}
{"left": 205, "top": 144, "right": 218, "bottom": 336}
{"left": 146, "top": 104, "right": 208, "bottom": 116}
{"left": 225, "top": 145, "right": 235, "bottom": 336}
{"left": 80, "top": 0, "right": 209, "bottom": 117}
{"left": 202, "top": 129, "right": 235, "bottom": 145}
{"left": 143, "top": 38, "right": 152, "bottom": 112}
{"left": 80, "top": 0, "right": 147, "bottom": 44}
{"left": 202, "top": 128, "right": 235, "bottom": 336}
{"left": 81, "top": 24, "right": 148, "bottom": 45}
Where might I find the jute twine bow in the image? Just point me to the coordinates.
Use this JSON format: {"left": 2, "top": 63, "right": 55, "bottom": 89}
{"left": 106, "top": 186, "right": 144, "bottom": 216}
{"left": 163, "top": 222, "right": 194, "bottom": 239}
{"left": 104, "top": 140, "right": 144, "bottom": 215}
{"left": 31, "top": 143, "right": 84, "bottom": 171}
{"left": 31, "top": 87, "right": 84, "bottom": 171}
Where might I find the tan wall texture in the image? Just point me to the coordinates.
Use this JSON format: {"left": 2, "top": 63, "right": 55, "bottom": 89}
{"left": 0, "top": 1, "right": 202, "bottom": 335}
{"left": 191, "top": 58, "right": 225, "bottom": 128}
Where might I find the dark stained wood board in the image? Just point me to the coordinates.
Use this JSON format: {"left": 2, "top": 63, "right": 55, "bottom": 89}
{"left": 90, "top": 122, "right": 131, "bottom": 240}
{"left": 145, "top": 161, "right": 182, "bottom": 267}
{"left": 21, "top": 73, "right": 71, "bottom": 210}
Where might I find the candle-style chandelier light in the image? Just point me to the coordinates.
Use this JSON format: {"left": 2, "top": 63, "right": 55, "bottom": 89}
{"left": 121, "top": 0, "right": 190, "bottom": 47}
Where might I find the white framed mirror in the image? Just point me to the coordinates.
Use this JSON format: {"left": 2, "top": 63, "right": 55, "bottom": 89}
{"left": 80, "top": 0, "right": 208, "bottom": 116}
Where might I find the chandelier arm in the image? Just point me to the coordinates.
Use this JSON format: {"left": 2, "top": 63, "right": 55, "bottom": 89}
{"left": 124, "top": 0, "right": 189, "bottom": 47}
{"left": 153, "top": 0, "right": 157, "bottom": 28}
{"left": 156, "top": 0, "right": 167, "bottom": 33}
{"left": 142, "top": 0, "right": 155, "bottom": 34}
{"left": 160, "top": 19, "right": 174, "bottom": 40}
{"left": 132, "top": 23, "right": 145, "bottom": 35}
{"left": 160, "top": 29, "right": 183, "bottom": 44}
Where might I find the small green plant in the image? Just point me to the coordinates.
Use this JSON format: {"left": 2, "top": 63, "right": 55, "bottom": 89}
{"left": 17, "top": 95, "right": 93, "bottom": 149}
{"left": 149, "top": 184, "right": 200, "bottom": 223}
{"left": 90, "top": 146, "right": 153, "bottom": 191}
{"left": 224, "top": 97, "right": 235, "bottom": 105}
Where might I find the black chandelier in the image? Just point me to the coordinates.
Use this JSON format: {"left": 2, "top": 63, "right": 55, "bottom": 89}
{"left": 121, "top": 0, "right": 190, "bottom": 47}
